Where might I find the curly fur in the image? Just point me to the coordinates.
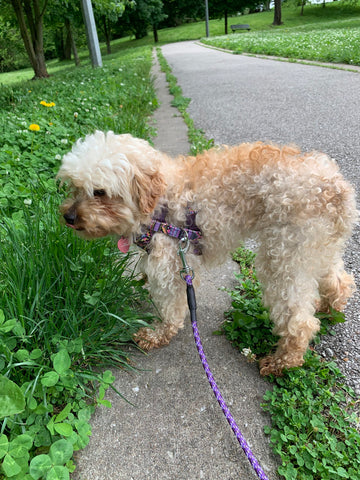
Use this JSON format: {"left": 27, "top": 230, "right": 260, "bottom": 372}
{"left": 58, "top": 131, "right": 358, "bottom": 376}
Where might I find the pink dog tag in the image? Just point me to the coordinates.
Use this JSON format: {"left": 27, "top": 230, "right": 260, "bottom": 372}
{"left": 117, "top": 237, "right": 130, "bottom": 254}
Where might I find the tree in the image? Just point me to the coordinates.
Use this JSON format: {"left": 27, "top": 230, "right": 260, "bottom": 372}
{"left": 8, "top": 0, "right": 49, "bottom": 78}
{"left": 161, "top": 0, "right": 204, "bottom": 27}
{"left": 121, "top": 0, "right": 166, "bottom": 41}
{"left": 272, "top": 0, "right": 282, "bottom": 25}
{"left": 93, "top": 0, "right": 125, "bottom": 54}
{"left": 49, "top": 0, "right": 83, "bottom": 65}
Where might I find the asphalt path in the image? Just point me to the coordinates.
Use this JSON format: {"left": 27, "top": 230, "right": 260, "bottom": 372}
{"left": 161, "top": 41, "right": 360, "bottom": 395}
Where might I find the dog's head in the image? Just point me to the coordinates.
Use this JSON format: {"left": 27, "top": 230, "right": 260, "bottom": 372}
{"left": 57, "top": 131, "right": 166, "bottom": 239}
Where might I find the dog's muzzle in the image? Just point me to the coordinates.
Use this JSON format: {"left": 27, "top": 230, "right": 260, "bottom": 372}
{"left": 63, "top": 206, "right": 79, "bottom": 229}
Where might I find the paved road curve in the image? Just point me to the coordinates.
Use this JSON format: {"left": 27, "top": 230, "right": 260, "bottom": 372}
{"left": 161, "top": 41, "right": 360, "bottom": 395}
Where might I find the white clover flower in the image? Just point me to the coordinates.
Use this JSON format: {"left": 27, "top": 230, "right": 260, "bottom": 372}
{"left": 61, "top": 139, "right": 68, "bottom": 144}
{"left": 74, "top": 112, "right": 79, "bottom": 118}
{"left": 55, "top": 154, "right": 61, "bottom": 160}
{"left": 24, "top": 199, "right": 32, "bottom": 206}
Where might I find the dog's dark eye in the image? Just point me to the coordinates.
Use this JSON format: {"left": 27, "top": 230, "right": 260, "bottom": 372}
{"left": 93, "top": 189, "right": 106, "bottom": 197}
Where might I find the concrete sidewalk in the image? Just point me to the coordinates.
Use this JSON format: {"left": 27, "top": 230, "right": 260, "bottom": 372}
{"left": 71, "top": 51, "right": 281, "bottom": 480}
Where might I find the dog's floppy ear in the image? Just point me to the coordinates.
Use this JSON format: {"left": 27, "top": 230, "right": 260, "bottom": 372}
{"left": 133, "top": 168, "right": 166, "bottom": 214}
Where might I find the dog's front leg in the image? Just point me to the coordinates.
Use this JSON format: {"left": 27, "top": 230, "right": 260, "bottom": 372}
{"left": 134, "top": 234, "right": 194, "bottom": 350}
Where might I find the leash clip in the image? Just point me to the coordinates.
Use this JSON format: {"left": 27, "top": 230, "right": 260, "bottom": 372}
{"left": 178, "top": 231, "right": 195, "bottom": 281}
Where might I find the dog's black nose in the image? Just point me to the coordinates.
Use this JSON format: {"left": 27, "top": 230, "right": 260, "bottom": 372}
{"left": 64, "top": 211, "right": 76, "bottom": 225}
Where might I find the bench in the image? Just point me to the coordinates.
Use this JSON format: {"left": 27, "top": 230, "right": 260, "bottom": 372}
{"left": 230, "top": 24, "right": 251, "bottom": 33}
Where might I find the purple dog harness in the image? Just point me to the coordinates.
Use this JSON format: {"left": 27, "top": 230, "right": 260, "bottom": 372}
{"left": 135, "top": 205, "right": 202, "bottom": 254}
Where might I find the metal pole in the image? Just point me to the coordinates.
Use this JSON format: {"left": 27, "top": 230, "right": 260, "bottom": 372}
{"left": 205, "top": 0, "right": 209, "bottom": 37}
{"left": 81, "top": 0, "right": 102, "bottom": 68}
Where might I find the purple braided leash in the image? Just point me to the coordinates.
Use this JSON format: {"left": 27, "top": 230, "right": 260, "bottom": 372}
{"left": 185, "top": 275, "right": 270, "bottom": 480}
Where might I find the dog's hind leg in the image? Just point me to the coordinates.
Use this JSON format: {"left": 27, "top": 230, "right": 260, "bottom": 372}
{"left": 255, "top": 228, "right": 325, "bottom": 376}
{"left": 134, "top": 234, "right": 198, "bottom": 350}
{"left": 317, "top": 257, "right": 355, "bottom": 313}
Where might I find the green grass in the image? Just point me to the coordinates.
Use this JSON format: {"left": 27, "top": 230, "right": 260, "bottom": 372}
{"left": 0, "top": 45, "right": 157, "bottom": 480}
{"left": 202, "top": 25, "right": 360, "bottom": 66}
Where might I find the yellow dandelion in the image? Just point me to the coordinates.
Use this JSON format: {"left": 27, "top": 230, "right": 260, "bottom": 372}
{"left": 40, "top": 101, "right": 56, "bottom": 107}
{"left": 29, "top": 124, "right": 40, "bottom": 132}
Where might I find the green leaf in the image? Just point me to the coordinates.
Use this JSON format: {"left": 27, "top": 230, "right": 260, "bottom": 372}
{"left": 0, "top": 318, "right": 18, "bottom": 333}
{"left": 2, "top": 453, "right": 22, "bottom": 477}
{"left": 49, "top": 439, "right": 73, "bottom": 465}
{"left": 47, "top": 465, "right": 70, "bottom": 480}
{"left": 55, "top": 404, "right": 72, "bottom": 423}
{"left": 53, "top": 350, "right": 71, "bottom": 375}
{"left": 41, "top": 371, "right": 59, "bottom": 387}
{"left": 98, "top": 398, "right": 112, "bottom": 408}
{"left": 0, "top": 375, "right": 25, "bottom": 418}
{"left": 0, "top": 434, "right": 9, "bottom": 459}
{"left": 15, "top": 349, "right": 30, "bottom": 361}
{"left": 30, "top": 454, "right": 52, "bottom": 480}
{"left": 337, "top": 467, "right": 350, "bottom": 478}
{"left": 27, "top": 395, "right": 37, "bottom": 410}
{"left": 9, "top": 434, "right": 33, "bottom": 458}
{"left": 54, "top": 423, "right": 73, "bottom": 437}
{"left": 30, "top": 349, "right": 43, "bottom": 360}
{"left": 102, "top": 370, "right": 115, "bottom": 384}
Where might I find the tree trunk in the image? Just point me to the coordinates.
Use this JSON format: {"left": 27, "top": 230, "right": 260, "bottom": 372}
{"left": 10, "top": 0, "right": 49, "bottom": 78}
{"left": 153, "top": 24, "right": 158, "bottom": 43}
{"left": 64, "top": 19, "right": 72, "bottom": 60}
{"left": 64, "top": 18, "right": 80, "bottom": 65}
{"left": 102, "top": 16, "right": 111, "bottom": 54}
{"left": 70, "top": 34, "right": 80, "bottom": 66}
{"left": 272, "top": 0, "right": 283, "bottom": 25}
{"left": 55, "top": 28, "right": 65, "bottom": 60}
{"left": 224, "top": 9, "right": 228, "bottom": 35}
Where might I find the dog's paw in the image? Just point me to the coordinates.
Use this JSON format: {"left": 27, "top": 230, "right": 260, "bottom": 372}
{"left": 259, "top": 354, "right": 304, "bottom": 376}
{"left": 259, "top": 356, "right": 285, "bottom": 376}
{"left": 133, "top": 327, "right": 169, "bottom": 351}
